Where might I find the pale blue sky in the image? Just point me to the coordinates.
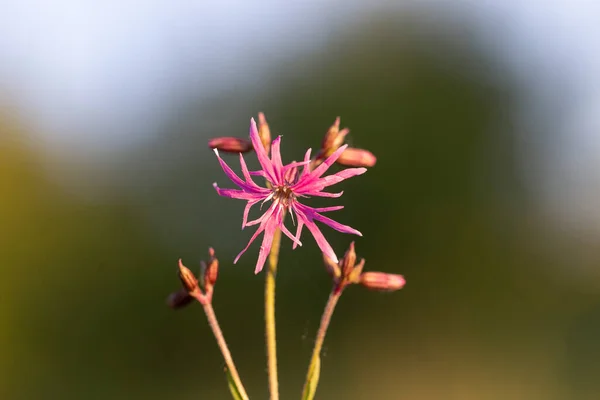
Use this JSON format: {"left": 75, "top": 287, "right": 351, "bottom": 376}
{"left": 2, "top": 0, "right": 600, "bottom": 229}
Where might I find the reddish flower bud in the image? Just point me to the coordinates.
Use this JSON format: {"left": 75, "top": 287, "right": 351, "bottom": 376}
{"left": 166, "top": 289, "right": 194, "bottom": 309}
{"left": 200, "top": 260, "right": 207, "bottom": 285}
{"left": 340, "top": 241, "right": 357, "bottom": 278}
{"left": 323, "top": 254, "right": 341, "bottom": 279}
{"left": 178, "top": 259, "right": 199, "bottom": 293}
{"left": 318, "top": 117, "right": 349, "bottom": 159}
{"left": 327, "top": 242, "right": 366, "bottom": 289}
{"left": 204, "top": 247, "right": 219, "bottom": 290}
{"left": 257, "top": 112, "right": 271, "bottom": 153}
{"left": 208, "top": 137, "right": 253, "bottom": 153}
{"left": 359, "top": 272, "right": 406, "bottom": 292}
{"left": 349, "top": 258, "right": 365, "bottom": 282}
{"left": 336, "top": 147, "right": 377, "bottom": 168}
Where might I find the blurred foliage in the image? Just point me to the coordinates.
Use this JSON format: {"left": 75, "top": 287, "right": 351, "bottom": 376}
{"left": 2, "top": 11, "right": 600, "bottom": 400}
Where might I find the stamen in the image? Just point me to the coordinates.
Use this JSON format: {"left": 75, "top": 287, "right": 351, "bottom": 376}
{"left": 260, "top": 192, "right": 275, "bottom": 209}
{"left": 271, "top": 184, "right": 296, "bottom": 208}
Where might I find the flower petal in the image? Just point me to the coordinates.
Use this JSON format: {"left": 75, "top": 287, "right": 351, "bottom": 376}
{"left": 308, "top": 190, "right": 344, "bottom": 198}
{"left": 301, "top": 144, "right": 348, "bottom": 183}
{"left": 312, "top": 205, "right": 344, "bottom": 212}
{"left": 254, "top": 218, "right": 277, "bottom": 274}
{"left": 283, "top": 159, "right": 311, "bottom": 174}
{"left": 242, "top": 199, "right": 260, "bottom": 229}
{"left": 293, "top": 212, "right": 304, "bottom": 250}
{"left": 249, "top": 118, "right": 277, "bottom": 183}
{"left": 280, "top": 220, "right": 302, "bottom": 248}
{"left": 300, "top": 148, "right": 312, "bottom": 178}
{"left": 233, "top": 203, "right": 277, "bottom": 264}
{"left": 249, "top": 170, "right": 269, "bottom": 178}
{"left": 214, "top": 149, "right": 251, "bottom": 190}
{"left": 313, "top": 212, "right": 362, "bottom": 236}
{"left": 270, "top": 136, "right": 284, "bottom": 183}
{"left": 246, "top": 208, "right": 272, "bottom": 227}
{"left": 213, "top": 183, "right": 264, "bottom": 200}
{"left": 239, "top": 153, "right": 266, "bottom": 191}
{"left": 303, "top": 219, "right": 338, "bottom": 263}
{"left": 297, "top": 203, "right": 362, "bottom": 236}
{"left": 296, "top": 168, "right": 366, "bottom": 194}
{"left": 293, "top": 204, "right": 338, "bottom": 263}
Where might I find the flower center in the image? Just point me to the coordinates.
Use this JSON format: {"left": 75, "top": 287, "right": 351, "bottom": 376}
{"left": 273, "top": 185, "right": 296, "bottom": 207}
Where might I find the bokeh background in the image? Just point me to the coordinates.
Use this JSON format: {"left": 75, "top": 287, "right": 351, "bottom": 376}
{"left": 2, "top": 1, "right": 600, "bottom": 399}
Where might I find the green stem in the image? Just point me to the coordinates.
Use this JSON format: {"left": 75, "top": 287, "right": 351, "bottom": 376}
{"left": 265, "top": 227, "right": 282, "bottom": 400}
{"left": 301, "top": 287, "right": 343, "bottom": 399}
{"left": 202, "top": 302, "right": 249, "bottom": 400}
{"left": 262, "top": 176, "right": 283, "bottom": 400}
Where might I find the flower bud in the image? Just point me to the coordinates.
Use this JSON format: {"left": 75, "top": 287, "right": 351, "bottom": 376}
{"left": 258, "top": 112, "right": 271, "bottom": 153}
{"left": 359, "top": 272, "right": 406, "bottom": 292}
{"left": 204, "top": 247, "right": 219, "bottom": 290}
{"left": 178, "top": 259, "right": 199, "bottom": 293}
{"left": 208, "top": 137, "right": 253, "bottom": 153}
{"left": 166, "top": 289, "right": 194, "bottom": 309}
{"left": 323, "top": 254, "right": 341, "bottom": 279}
{"left": 318, "top": 117, "right": 349, "bottom": 159}
{"left": 348, "top": 258, "right": 365, "bottom": 283}
{"left": 336, "top": 147, "right": 377, "bottom": 168}
{"left": 340, "top": 241, "right": 357, "bottom": 278}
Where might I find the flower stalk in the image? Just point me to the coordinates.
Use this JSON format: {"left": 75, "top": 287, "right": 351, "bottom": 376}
{"left": 198, "top": 300, "right": 249, "bottom": 400}
{"left": 301, "top": 285, "right": 342, "bottom": 399}
{"left": 172, "top": 254, "right": 249, "bottom": 400}
{"left": 301, "top": 242, "right": 405, "bottom": 399}
{"left": 265, "top": 227, "right": 282, "bottom": 400}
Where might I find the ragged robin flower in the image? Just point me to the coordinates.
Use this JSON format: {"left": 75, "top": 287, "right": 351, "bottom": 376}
{"left": 213, "top": 118, "right": 367, "bottom": 274}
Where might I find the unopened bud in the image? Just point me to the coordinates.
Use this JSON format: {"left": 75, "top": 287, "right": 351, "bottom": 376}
{"left": 204, "top": 247, "right": 219, "bottom": 290}
{"left": 166, "top": 289, "right": 194, "bottom": 309}
{"left": 178, "top": 259, "right": 199, "bottom": 293}
{"left": 340, "top": 242, "right": 357, "bottom": 278}
{"left": 359, "top": 272, "right": 406, "bottom": 292}
{"left": 319, "top": 117, "right": 349, "bottom": 159}
{"left": 200, "top": 260, "right": 207, "bottom": 286}
{"left": 336, "top": 147, "right": 377, "bottom": 168}
{"left": 258, "top": 112, "right": 271, "bottom": 153}
{"left": 208, "top": 137, "right": 253, "bottom": 153}
{"left": 348, "top": 258, "right": 365, "bottom": 283}
{"left": 323, "top": 254, "right": 341, "bottom": 279}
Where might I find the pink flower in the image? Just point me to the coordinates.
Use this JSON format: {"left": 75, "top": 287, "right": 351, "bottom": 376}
{"left": 213, "top": 118, "right": 367, "bottom": 274}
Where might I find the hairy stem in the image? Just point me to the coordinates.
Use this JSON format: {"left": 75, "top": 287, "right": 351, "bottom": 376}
{"left": 202, "top": 302, "right": 249, "bottom": 400}
{"left": 265, "top": 227, "right": 282, "bottom": 400}
{"left": 301, "top": 287, "right": 343, "bottom": 398}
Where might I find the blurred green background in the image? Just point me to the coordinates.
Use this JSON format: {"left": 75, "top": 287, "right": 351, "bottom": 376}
{"left": 2, "top": 4, "right": 600, "bottom": 400}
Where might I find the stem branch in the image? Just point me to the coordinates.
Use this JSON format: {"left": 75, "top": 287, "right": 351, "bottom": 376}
{"left": 301, "top": 287, "right": 343, "bottom": 398}
{"left": 202, "top": 302, "right": 249, "bottom": 400}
